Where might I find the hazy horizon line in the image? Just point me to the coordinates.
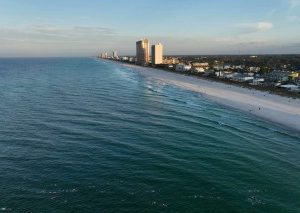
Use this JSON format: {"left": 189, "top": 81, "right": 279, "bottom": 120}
{"left": 1, "top": 53, "right": 300, "bottom": 59}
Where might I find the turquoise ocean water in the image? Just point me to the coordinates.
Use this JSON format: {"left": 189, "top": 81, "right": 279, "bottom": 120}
{"left": 0, "top": 58, "right": 299, "bottom": 212}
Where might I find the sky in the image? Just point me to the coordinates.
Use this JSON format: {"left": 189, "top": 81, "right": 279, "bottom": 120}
{"left": 0, "top": 0, "right": 300, "bottom": 57}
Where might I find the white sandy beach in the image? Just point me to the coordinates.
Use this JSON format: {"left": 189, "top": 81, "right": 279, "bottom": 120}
{"left": 122, "top": 63, "right": 300, "bottom": 132}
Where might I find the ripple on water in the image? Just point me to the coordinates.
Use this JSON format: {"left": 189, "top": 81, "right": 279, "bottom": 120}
{"left": 0, "top": 58, "right": 300, "bottom": 212}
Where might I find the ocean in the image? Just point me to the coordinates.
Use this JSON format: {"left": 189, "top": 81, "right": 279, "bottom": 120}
{"left": 0, "top": 58, "right": 299, "bottom": 212}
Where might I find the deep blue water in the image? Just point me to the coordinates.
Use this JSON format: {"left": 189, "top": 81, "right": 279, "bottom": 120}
{"left": 0, "top": 58, "right": 300, "bottom": 213}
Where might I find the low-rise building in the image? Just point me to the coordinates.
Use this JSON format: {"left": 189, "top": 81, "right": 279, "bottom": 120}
{"left": 231, "top": 73, "right": 254, "bottom": 82}
{"left": 192, "top": 62, "right": 209, "bottom": 67}
{"left": 192, "top": 67, "right": 205, "bottom": 73}
{"left": 252, "top": 78, "right": 265, "bottom": 85}
{"left": 223, "top": 73, "right": 234, "bottom": 79}
{"left": 163, "top": 57, "right": 180, "bottom": 65}
{"left": 215, "top": 71, "right": 224, "bottom": 77}
{"left": 279, "top": 84, "right": 300, "bottom": 92}
{"left": 249, "top": 67, "right": 261, "bottom": 72}
{"left": 176, "top": 64, "right": 192, "bottom": 72}
{"left": 213, "top": 65, "right": 224, "bottom": 71}
{"left": 128, "top": 57, "right": 136, "bottom": 62}
{"left": 224, "top": 64, "right": 231, "bottom": 70}
{"left": 232, "top": 65, "right": 244, "bottom": 69}
{"left": 120, "top": 56, "right": 128, "bottom": 61}
{"left": 266, "top": 70, "right": 290, "bottom": 82}
{"left": 290, "top": 71, "right": 299, "bottom": 79}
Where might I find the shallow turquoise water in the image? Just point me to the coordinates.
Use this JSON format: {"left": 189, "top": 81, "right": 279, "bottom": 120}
{"left": 0, "top": 58, "right": 299, "bottom": 212}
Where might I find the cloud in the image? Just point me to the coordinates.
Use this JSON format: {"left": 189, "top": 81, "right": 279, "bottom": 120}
{"left": 286, "top": 1, "right": 300, "bottom": 23}
{"left": 287, "top": 15, "right": 300, "bottom": 21}
{"left": 214, "top": 37, "right": 268, "bottom": 44}
{"left": 29, "top": 25, "right": 116, "bottom": 39}
{"left": 0, "top": 23, "right": 298, "bottom": 57}
{"left": 288, "top": 0, "right": 300, "bottom": 8}
{"left": 256, "top": 22, "right": 273, "bottom": 31}
{"left": 236, "top": 21, "right": 273, "bottom": 33}
{"left": 266, "top": 9, "right": 277, "bottom": 16}
{"left": 0, "top": 25, "right": 117, "bottom": 43}
{"left": 0, "top": 24, "right": 127, "bottom": 57}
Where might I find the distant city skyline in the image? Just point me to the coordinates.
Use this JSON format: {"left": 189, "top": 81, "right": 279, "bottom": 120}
{"left": 0, "top": 0, "right": 300, "bottom": 57}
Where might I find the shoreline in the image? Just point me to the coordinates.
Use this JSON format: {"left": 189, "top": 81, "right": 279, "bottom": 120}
{"left": 109, "top": 61, "right": 300, "bottom": 132}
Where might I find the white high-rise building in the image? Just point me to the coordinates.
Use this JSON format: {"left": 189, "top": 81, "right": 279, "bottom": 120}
{"left": 101, "top": 52, "right": 108, "bottom": 59}
{"left": 151, "top": 43, "right": 163, "bottom": 65}
{"left": 136, "top": 39, "right": 150, "bottom": 65}
{"left": 113, "top": 51, "right": 118, "bottom": 59}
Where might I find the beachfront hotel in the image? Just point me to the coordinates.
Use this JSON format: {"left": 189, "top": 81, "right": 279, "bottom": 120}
{"left": 136, "top": 39, "right": 150, "bottom": 65}
{"left": 100, "top": 52, "right": 108, "bottom": 59}
{"left": 151, "top": 43, "right": 163, "bottom": 65}
{"left": 113, "top": 51, "right": 118, "bottom": 59}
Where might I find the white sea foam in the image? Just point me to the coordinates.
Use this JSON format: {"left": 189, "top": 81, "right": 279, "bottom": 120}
{"left": 122, "top": 64, "right": 300, "bottom": 132}
{"left": 0, "top": 208, "right": 12, "bottom": 211}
